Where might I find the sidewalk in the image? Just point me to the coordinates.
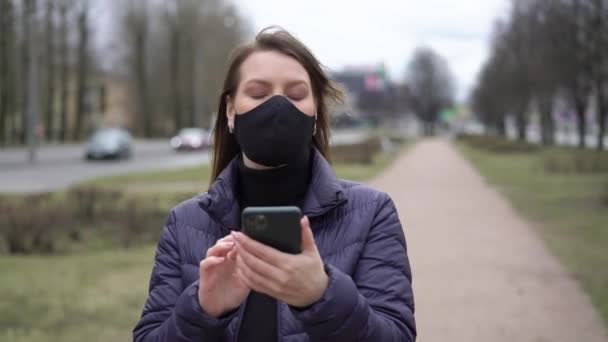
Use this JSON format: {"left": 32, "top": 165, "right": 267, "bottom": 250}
{"left": 370, "top": 138, "right": 607, "bottom": 341}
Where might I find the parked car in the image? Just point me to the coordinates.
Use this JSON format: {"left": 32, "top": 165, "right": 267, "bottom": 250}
{"left": 85, "top": 128, "right": 133, "bottom": 160}
{"left": 170, "top": 128, "right": 211, "bottom": 151}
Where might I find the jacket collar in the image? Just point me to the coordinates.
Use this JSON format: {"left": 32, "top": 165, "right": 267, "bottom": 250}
{"left": 198, "top": 148, "right": 347, "bottom": 231}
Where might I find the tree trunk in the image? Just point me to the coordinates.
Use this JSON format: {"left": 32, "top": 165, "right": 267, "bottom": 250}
{"left": 597, "top": 88, "right": 607, "bottom": 151}
{"left": 482, "top": 116, "right": 492, "bottom": 136}
{"left": 426, "top": 121, "right": 434, "bottom": 136}
{"left": 20, "top": 0, "right": 34, "bottom": 145}
{"left": 74, "top": 5, "right": 88, "bottom": 140}
{"left": 10, "top": 0, "right": 18, "bottom": 146}
{"left": 188, "top": 34, "right": 197, "bottom": 127}
{"left": 591, "top": 0, "right": 606, "bottom": 150}
{"left": 185, "top": 33, "right": 196, "bottom": 128}
{"left": 573, "top": 94, "right": 588, "bottom": 149}
{"left": 496, "top": 116, "right": 507, "bottom": 137}
{"left": 538, "top": 96, "right": 555, "bottom": 145}
{"left": 0, "top": 0, "right": 15, "bottom": 146}
{"left": 0, "top": 1, "right": 6, "bottom": 145}
{"left": 11, "top": 79, "right": 19, "bottom": 145}
{"left": 58, "top": 2, "right": 68, "bottom": 142}
{"left": 168, "top": 19, "right": 182, "bottom": 132}
{"left": 134, "top": 22, "right": 151, "bottom": 137}
{"left": 515, "top": 111, "right": 527, "bottom": 141}
{"left": 26, "top": 0, "right": 41, "bottom": 162}
{"left": 44, "top": 0, "right": 56, "bottom": 141}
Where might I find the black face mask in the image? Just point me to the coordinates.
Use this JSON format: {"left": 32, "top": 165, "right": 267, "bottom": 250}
{"left": 234, "top": 95, "right": 315, "bottom": 167}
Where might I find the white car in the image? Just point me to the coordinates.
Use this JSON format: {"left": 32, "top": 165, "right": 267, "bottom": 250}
{"left": 170, "top": 128, "right": 212, "bottom": 151}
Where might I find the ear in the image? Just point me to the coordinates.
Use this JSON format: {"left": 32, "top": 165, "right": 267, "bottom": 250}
{"left": 226, "top": 95, "right": 236, "bottom": 131}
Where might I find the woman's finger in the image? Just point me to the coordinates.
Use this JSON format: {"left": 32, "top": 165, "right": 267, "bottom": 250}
{"left": 236, "top": 254, "right": 282, "bottom": 297}
{"left": 227, "top": 248, "right": 237, "bottom": 261}
{"left": 199, "top": 255, "right": 225, "bottom": 272}
{"left": 206, "top": 240, "right": 235, "bottom": 257}
{"left": 218, "top": 235, "right": 235, "bottom": 244}
{"left": 231, "top": 232, "right": 286, "bottom": 266}
{"left": 235, "top": 238, "right": 282, "bottom": 281}
{"left": 300, "top": 216, "right": 317, "bottom": 253}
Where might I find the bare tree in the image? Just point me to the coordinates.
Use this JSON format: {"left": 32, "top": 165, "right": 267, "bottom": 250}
{"left": 490, "top": 18, "right": 532, "bottom": 140}
{"left": 510, "top": 0, "right": 564, "bottom": 146}
{"left": 122, "top": 0, "right": 152, "bottom": 137}
{"left": 553, "top": 0, "right": 594, "bottom": 149}
{"left": 181, "top": 1, "right": 198, "bottom": 127}
{"left": 530, "top": 2, "right": 558, "bottom": 145}
{"left": 19, "top": 0, "right": 37, "bottom": 144}
{"left": 110, "top": 0, "right": 248, "bottom": 137}
{"left": 406, "top": 47, "right": 455, "bottom": 135}
{"left": 588, "top": 0, "right": 608, "bottom": 150}
{"left": 471, "top": 53, "right": 509, "bottom": 137}
{"left": 0, "top": 0, "right": 17, "bottom": 145}
{"left": 57, "top": 0, "right": 70, "bottom": 142}
{"left": 170, "top": 0, "right": 210, "bottom": 128}
{"left": 544, "top": 0, "right": 608, "bottom": 150}
{"left": 73, "top": 0, "right": 89, "bottom": 140}
{"left": 477, "top": 0, "right": 601, "bottom": 147}
{"left": 197, "top": 0, "right": 249, "bottom": 126}
{"left": 162, "top": 0, "right": 206, "bottom": 131}
{"left": 164, "top": 1, "right": 183, "bottom": 132}
{"left": 44, "top": 0, "right": 56, "bottom": 141}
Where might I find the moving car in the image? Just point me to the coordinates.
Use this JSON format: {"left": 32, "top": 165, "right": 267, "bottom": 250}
{"left": 85, "top": 128, "right": 133, "bottom": 160}
{"left": 170, "top": 128, "right": 211, "bottom": 151}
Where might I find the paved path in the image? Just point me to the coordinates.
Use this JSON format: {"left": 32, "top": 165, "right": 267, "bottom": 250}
{"left": 370, "top": 139, "right": 607, "bottom": 341}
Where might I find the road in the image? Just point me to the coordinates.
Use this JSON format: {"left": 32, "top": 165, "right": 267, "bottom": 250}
{"left": 0, "top": 130, "right": 370, "bottom": 193}
{"left": 0, "top": 140, "right": 210, "bottom": 193}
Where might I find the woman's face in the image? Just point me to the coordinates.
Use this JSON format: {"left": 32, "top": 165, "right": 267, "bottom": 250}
{"left": 226, "top": 50, "right": 316, "bottom": 128}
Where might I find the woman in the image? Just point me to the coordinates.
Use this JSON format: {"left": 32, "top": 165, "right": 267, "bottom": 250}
{"left": 133, "top": 27, "right": 416, "bottom": 342}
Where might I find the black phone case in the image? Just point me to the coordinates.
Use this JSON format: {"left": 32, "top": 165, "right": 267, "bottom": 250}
{"left": 241, "top": 206, "right": 302, "bottom": 254}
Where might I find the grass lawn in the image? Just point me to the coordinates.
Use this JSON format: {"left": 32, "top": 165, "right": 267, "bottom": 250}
{"left": 88, "top": 145, "right": 406, "bottom": 190}
{"left": 0, "top": 246, "right": 155, "bottom": 342}
{"left": 458, "top": 143, "right": 608, "bottom": 326}
{"left": 333, "top": 148, "right": 401, "bottom": 182}
{"left": 0, "top": 143, "right": 407, "bottom": 342}
{"left": 88, "top": 165, "right": 211, "bottom": 188}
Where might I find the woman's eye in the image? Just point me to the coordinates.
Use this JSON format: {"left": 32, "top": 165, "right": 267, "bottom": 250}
{"left": 287, "top": 91, "right": 307, "bottom": 101}
{"left": 247, "top": 91, "right": 268, "bottom": 100}
{"left": 244, "top": 85, "right": 269, "bottom": 100}
{"left": 288, "top": 95, "right": 304, "bottom": 101}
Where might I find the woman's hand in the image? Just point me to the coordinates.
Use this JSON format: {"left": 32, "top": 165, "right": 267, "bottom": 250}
{"left": 231, "top": 216, "right": 329, "bottom": 308}
{"left": 198, "top": 235, "right": 250, "bottom": 318}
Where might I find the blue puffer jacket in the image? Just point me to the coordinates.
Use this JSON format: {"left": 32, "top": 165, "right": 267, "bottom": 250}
{"left": 133, "top": 149, "right": 416, "bottom": 341}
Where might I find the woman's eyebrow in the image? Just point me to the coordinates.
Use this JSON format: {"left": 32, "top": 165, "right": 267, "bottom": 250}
{"left": 243, "top": 79, "right": 272, "bottom": 87}
{"left": 285, "top": 80, "right": 308, "bottom": 87}
{"left": 243, "top": 79, "right": 308, "bottom": 86}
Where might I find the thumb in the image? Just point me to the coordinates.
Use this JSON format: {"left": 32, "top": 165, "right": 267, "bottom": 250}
{"left": 300, "top": 216, "right": 317, "bottom": 253}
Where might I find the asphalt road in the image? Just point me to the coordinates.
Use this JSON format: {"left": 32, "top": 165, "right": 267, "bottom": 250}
{"left": 0, "top": 140, "right": 211, "bottom": 193}
{"left": 0, "top": 130, "right": 370, "bottom": 194}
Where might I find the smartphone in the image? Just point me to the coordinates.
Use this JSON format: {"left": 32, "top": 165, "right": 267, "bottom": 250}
{"left": 241, "top": 206, "right": 302, "bottom": 254}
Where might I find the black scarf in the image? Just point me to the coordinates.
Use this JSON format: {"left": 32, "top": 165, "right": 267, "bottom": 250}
{"left": 236, "top": 148, "right": 311, "bottom": 342}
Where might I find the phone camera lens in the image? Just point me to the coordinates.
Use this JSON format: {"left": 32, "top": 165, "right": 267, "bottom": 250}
{"left": 254, "top": 215, "right": 268, "bottom": 230}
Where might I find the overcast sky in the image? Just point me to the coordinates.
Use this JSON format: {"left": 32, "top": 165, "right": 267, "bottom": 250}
{"left": 233, "top": 0, "right": 510, "bottom": 101}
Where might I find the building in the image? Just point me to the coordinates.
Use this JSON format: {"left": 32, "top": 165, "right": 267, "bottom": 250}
{"left": 330, "top": 63, "right": 400, "bottom": 124}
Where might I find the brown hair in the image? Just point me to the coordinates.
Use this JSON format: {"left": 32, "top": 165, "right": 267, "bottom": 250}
{"left": 210, "top": 26, "right": 343, "bottom": 183}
